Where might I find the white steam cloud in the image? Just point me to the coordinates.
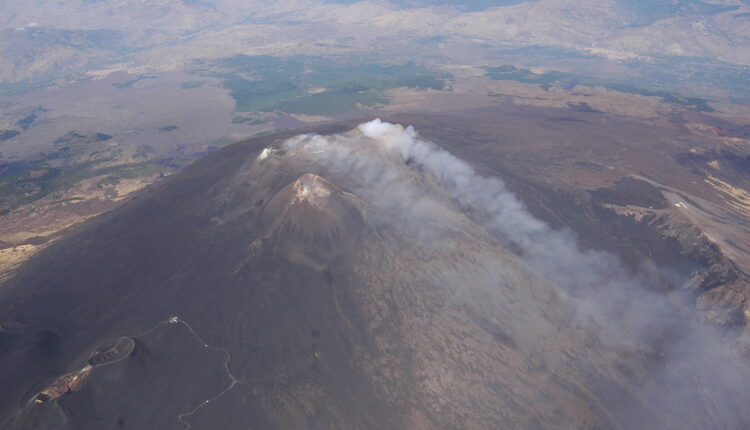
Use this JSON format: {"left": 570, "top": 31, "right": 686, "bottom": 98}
{"left": 355, "top": 119, "right": 650, "bottom": 337}
{"left": 261, "top": 118, "right": 750, "bottom": 429}
{"left": 288, "top": 119, "right": 639, "bottom": 308}
{"left": 261, "top": 119, "right": 680, "bottom": 344}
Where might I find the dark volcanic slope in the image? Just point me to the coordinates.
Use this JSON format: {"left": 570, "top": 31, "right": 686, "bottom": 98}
{"left": 1, "top": 118, "right": 749, "bottom": 429}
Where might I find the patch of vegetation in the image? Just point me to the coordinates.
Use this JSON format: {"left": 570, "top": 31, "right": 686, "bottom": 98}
{"left": 17, "top": 114, "right": 36, "bottom": 130}
{"left": 53, "top": 197, "right": 85, "bottom": 204}
{"left": 231, "top": 116, "right": 267, "bottom": 125}
{"left": 649, "top": 56, "right": 750, "bottom": 103}
{"left": 0, "top": 130, "right": 20, "bottom": 142}
{"left": 113, "top": 75, "right": 157, "bottom": 88}
{"left": 250, "top": 129, "right": 280, "bottom": 138}
{"left": 603, "top": 82, "right": 714, "bottom": 112}
{"left": 266, "top": 85, "right": 389, "bottom": 115}
{"left": 134, "top": 145, "right": 154, "bottom": 159}
{"left": 497, "top": 45, "right": 597, "bottom": 61}
{"left": 16, "top": 107, "right": 47, "bottom": 130}
{"left": 484, "top": 65, "right": 573, "bottom": 90}
{"left": 0, "top": 163, "right": 61, "bottom": 211}
{"left": 484, "top": 65, "right": 715, "bottom": 112}
{"left": 180, "top": 81, "right": 204, "bottom": 89}
{"left": 0, "top": 157, "right": 177, "bottom": 213}
{"left": 45, "top": 131, "right": 116, "bottom": 161}
{"left": 194, "top": 55, "right": 449, "bottom": 115}
{"left": 0, "top": 131, "right": 181, "bottom": 214}
{"left": 96, "top": 176, "right": 120, "bottom": 188}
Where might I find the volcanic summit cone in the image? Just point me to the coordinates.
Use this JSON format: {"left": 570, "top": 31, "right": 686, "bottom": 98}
{"left": 261, "top": 173, "right": 365, "bottom": 249}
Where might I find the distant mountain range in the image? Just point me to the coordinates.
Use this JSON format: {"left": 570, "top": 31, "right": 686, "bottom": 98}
{"left": 1, "top": 0, "right": 748, "bottom": 87}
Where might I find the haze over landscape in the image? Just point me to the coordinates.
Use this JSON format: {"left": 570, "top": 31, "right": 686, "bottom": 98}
{"left": 1, "top": 1, "right": 750, "bottom": 429}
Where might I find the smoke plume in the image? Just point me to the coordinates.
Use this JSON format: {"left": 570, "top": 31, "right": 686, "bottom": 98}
{"left": 259, "top": 119, "right": 750, "bottom": 429}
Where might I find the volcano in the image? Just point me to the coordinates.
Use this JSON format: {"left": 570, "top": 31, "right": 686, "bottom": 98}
{"left": 1, "top": 118, "right": 749, "bottom": 430}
